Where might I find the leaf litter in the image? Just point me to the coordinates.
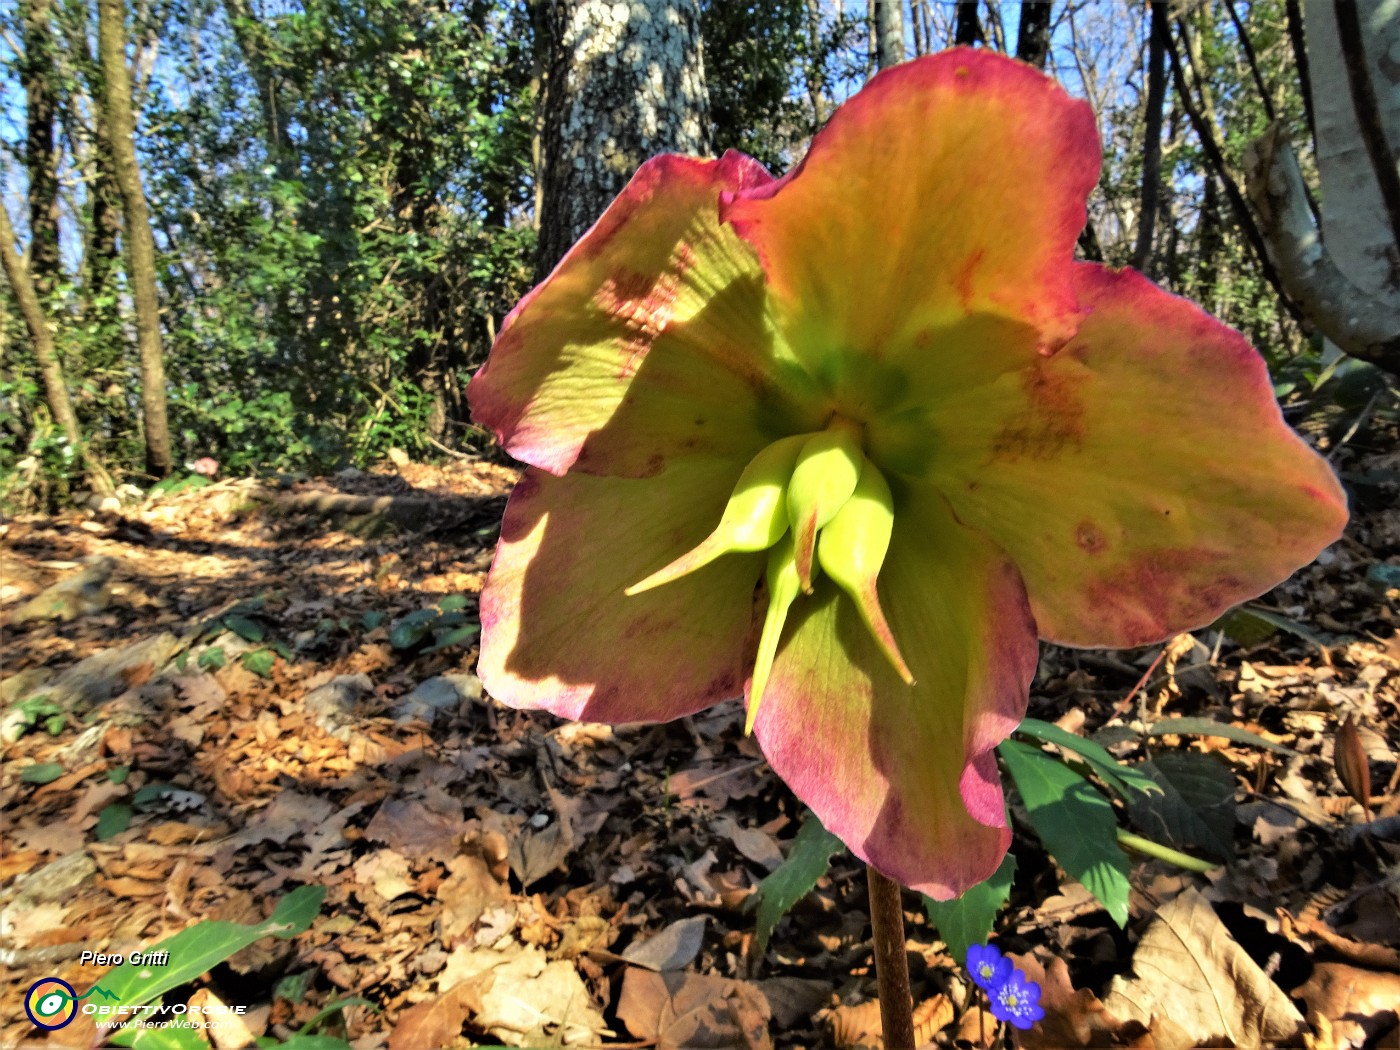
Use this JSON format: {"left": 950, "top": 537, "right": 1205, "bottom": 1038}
{"left": 1, "top": 450, "right": 1398, "bottom": 1047}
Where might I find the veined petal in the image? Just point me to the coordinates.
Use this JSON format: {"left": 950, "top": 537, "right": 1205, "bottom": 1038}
{"left": 752, "top": 488, "right": 1039, "bottom": 899}
{"left": 479, "top": 461, "right": 761, "bottom": 722}
{"left": 929, "top": 264, "right": 1349, "bottom": 648}
{"left": 468, "top": 151, "right": 821, "bottom": 479}
{"left": 722, "top": 49, "right": 1099, "bottom": 406}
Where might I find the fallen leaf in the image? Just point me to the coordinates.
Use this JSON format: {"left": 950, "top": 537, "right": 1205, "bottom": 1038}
{"left": 366, "top": 797, "right": 465, "bottom": 860}
{"left": 618, "top": 967, "right": 772, "bottom": 1050}
{"left": 1102, "top": 888, "right": 1306, "bottom": 1046}
{"left": 388, "top": 975, "right": 489, "bottom": 1050}
{"left": 623, "top": 915, "right": 708, "bottom": 972}
{"left": 1011, "top": 952, "right": 1192, "bottom": 1050}
{"left": 1293, "top": 962, "right": 1400, "bottom": 1049}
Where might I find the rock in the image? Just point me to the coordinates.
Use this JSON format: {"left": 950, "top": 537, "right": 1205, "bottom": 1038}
{"left": 8, "top": 556, "right": 119, "bottom": 624}
{"left": 305, "top": 674, "right": 374, "bottom": 740}
{"left": 393, "top": 674, "right": 482, "bottom": 724}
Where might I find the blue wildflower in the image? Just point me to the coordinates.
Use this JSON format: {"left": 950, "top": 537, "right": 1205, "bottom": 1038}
{"left": 966, "top": 943, "right": 1013, "bottom": 993}
{"left": 989, "top": 968, "right": 1045, "bottom": 1030}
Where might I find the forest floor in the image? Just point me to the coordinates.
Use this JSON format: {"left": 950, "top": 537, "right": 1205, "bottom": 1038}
{"left": 2, "top": 443, "right": 1400, "bottom": 1050}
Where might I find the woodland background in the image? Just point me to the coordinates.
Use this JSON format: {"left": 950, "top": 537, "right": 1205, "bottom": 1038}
{"left": 3, "top": 0, "right": 1397, "bottom": 505}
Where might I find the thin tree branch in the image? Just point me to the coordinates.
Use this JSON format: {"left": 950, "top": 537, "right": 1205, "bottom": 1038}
{"left": 1131, "top": 2, "right": 1168, "bottom": 272}
{"left": 1224, "top": 0, "right": 1275, "bottom": 123}
{"left": 1167, "top": 18, "right": 1305, "bottom": 324}
{"left": 1283, "top": 0, "right": 1316, "bottom": 149}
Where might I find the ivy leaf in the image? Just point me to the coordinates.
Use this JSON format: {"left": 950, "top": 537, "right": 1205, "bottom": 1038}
{"left": 999, "top": 739, "right": 1131, "bottom": 927}
{"left": 389, "top": 609, "right": 440, "bottom": 649}
{"left": 1127, "top": 751, "right": 1237, "bottom": 861}
{"left": 20, "top": 762, "right": 65, "bottom": 785}
{"left": 243, "top": 649, "right": 277, "bottom": 678}
{"left": 922, "top": 852, "right": 1016, "bottom": 967}
{"left": 222, "top": 614, "right": 265, "bottom": 643}
{"left": 97, "top": 803, "right": 134, "bottom": 841}
{"left": 745, "top": 812, "right": 845, "bottom": 955}
{"left": 197, "top": 646, "right": 226, "bottom": 671}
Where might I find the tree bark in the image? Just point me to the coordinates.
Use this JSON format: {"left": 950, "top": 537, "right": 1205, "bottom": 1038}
{"left": 953, "top": 1, "right": 981, "bottom": 47}
{"left": 1130, "top": 2, "right": 1168, "bottom": 272}
{"left": 0, "top": 205, "right": 114, "bottom": 494}
{"left": 21, "top": 0, "right": 61, "bottom": 301}
{"left": 874, "top": 0, "right": 903, "bottom": 69}
{"left": 533, "top": 0, "right": 710, "bottom": 277}
{"left": 96, "top": 0, "right": 172, "bottom": 478}
{"left": 1015, "top": 1, "right": 1053, "bottom": 68}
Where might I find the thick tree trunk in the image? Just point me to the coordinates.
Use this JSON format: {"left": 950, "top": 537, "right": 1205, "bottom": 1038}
{"left": 874, "top": 0, "right": 903, "bottom": 69}
{"left": 1245, "top": 1, "right": 1400, "bottom": 373}
{"left": 1015, "top": 1, "right": 1053, "bottom": 69}
{"left": 953, "top": 1, "right": 982, "bottom": 47}
{"left": 96, "top": 0, "right": 172, "bottom": 478}
{"left": 0, "top": 206, "right": 114, "bottom": 495}
{"left": 21, "top": 0, "right": 61, "bottom": 301}
{"left": 533, "top": 0, "right": 709, "bottom": 277}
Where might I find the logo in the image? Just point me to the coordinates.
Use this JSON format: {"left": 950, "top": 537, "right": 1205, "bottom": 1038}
{"left": 24, "top": 979, "right": 116, "bottom": 1030}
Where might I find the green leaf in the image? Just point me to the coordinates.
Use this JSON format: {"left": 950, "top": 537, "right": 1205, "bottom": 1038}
{"left": 131, "top": 1019, "right": 208, "bottom": 1050}
{"left": 242, "top": 649, "right": 276, "bottom": 678}
{"left": 424, "top": 623, "right": 480, "bottom": 652}
{"left": 389, "top": 608, "right": 439, "bottom": 649}
{"left": 999, "top": 739, "right": 1131, "bottom": 927}
{"left": 272, "top": 1037, "right": 357, "bottom": 1050}
{"left": 922, "top": 852, "right": 1016, "bottom": 967}
{"left": 437, "top": 594, "right": 469, "bottom": 612}
{"left": 297, "top": 996, "right": 376, "bottom": 1035}
{"left": 197, "top": 647, "right": 226, "bottom": 671}
{"left": 360, "top": 610, "right": 387, "bottom": 631}
{"left": 1213, "top": 606, "right": 1326, "bottom": 651}
{"left": 109, "top": 765, "right": 131, "bottom": 784}
{"left": 275, "top": 971, "right": 312, "bottom": 1004}
{"left": 1147, "top": 717, "right": 1296, "bottom": 756}
{"left": 97, "top": 803, "right": 133, "bottom": 840}
{"left": 1015, "top": 719, "right": 1161, "bottom": 799}
{"left": 746, "top": 812, "right": 845, "bottom": 955}
{"left": 20, "top": 762, "right": 65, "bottom": 785}
{"left": 90, "top": 886, "right": 326, "bottom": 1015}
{"left": 132, "top": 782, "right": 177, "bottom": 808}
{"left": 222, "top": 614, "right": 265, "bottom": 643}
{"left": 1127, "top": 751, "right": 1237, "bottom": 862}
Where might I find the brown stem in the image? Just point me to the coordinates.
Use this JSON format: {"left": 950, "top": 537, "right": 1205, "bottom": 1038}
{"left": 867, "top": 865, "right": 915, "bottom": 1049}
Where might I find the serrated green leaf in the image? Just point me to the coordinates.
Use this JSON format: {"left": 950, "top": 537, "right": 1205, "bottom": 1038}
{"left": 1128, "top": 751, "right": 1237, "bottom": 861}
{"left": 922, "top": 852, "right": 1015, "bottom": 967}
{"left": 999, "top": 739, "right": 1131, "bottom": 927}
{"left": 242, "top": 649, "right": 276, "bottom": 678}
{"left": 1016, "top": 719, "right": 1161, "bottom": 799}
{"left": 1147, "top": 717, "right": 1296, "bottom": 755}
{"left": 222, "top": 614, "right": 265, "bottom": 643}
{"left": 746, "top": 812, "right": 845, "bottom": 954}
{"left": 437, "top": 594, "right": 469, "bottom": 612}
{"left": 197, "top": 647, "right": 226, "bottom": 671}
{"left": 97, "top": 803, "right": 133, "bottom": 840}
{"left": 20, "top": 762, "right": 65, "bottom": 785}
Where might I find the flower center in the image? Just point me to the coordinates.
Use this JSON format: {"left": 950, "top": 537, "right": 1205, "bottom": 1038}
{"left": 626, "top": 416, "right": 914, "bottom": 732}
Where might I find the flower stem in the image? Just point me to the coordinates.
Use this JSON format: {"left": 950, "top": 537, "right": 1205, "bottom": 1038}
{"left": 1115, "top": 828, "right": 1218, "bottom": 872}
{"left": 866, "top": 864, "right": 916, "bottom": 1048}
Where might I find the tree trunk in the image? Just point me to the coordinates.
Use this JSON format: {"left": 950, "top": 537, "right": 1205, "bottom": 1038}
{"left": 1015, "top": 1, "right": 1053, "bottom": 68}
{"left": 21, "top": 0, "right": 61, "bottom": 301}
{"left": 533, "top": 0, "right": 710, "bottom": 277}
{"left": 1130, "top": 1, "right": 1168, "bottom": 273}
{"left": 874, "top": 0, "right": 903, "bottom": 69}
{"left": 96, "top": 0, "right": 172, "bottom": 478}
{"left": 953, "top": 1, "right": 982, "bottom": 47}
{"left": 0, "top": 205, "right": 114, "bottom": 495}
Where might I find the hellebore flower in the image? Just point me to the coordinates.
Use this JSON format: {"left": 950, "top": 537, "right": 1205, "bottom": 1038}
{"left": 467, "top": 50, "right": 1347, "bottom": 899}
{"left": 989, "top": 969, "right": 1045, "bottom": 1030}
{"left": 966, "top": 943, "right": 1014, "bottom": 993}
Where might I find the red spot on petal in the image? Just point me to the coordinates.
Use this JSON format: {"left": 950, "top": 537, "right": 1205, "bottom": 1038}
{"left": 1084, "top": 547, "right": 1243, "bottom": 646}
{"left": 989, "top": 363, "right": 1085, "bottom": 462}
{"left": 1075, "top": 520, "right": 1107, "bottom": 554}
{"left": 954, "top": 249, "right": 986, "bottom": 311}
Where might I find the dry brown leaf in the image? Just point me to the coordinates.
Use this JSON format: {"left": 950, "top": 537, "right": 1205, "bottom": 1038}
{"left": 436, "top": 944, "right": 605, "bottom": 1046}
{"left": 1010, "top": 953, "right": 1192, "bottom": 1050}
{"left": 388, "top": 976, "right": 488, "bottom": 1050}
{"left": 622, "top": 915, "right": 708, "bottom": 972}
{"left": 827, "top": 998, "right": 881, "bottom": 1049}
{"left": 365, "top": 797, "right": 466, "bottom": 860}
{"left": 618, "top": 967, "right": 772, "bottom": 1050}
{"left": 1102, "top": 888, "right": 1306, "bottom": 1046}
{"left": 1293, "top": 962, "right": 1400, "bottom": 1049}
{"left": 438, "top": 853, "right": 507, "bottom": 939}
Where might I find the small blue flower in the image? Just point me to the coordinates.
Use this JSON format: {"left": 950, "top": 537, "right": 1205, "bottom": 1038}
{"left": 966, "top": 943, "right": 1013, "bottom": 993}
{"left": 989, "top": 968, "right": 1045, "bottom": 1030}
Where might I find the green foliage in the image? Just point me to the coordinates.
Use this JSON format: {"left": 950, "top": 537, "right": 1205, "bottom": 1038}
{"left": 998, "top": 739, "right": 1132, "bottom": 927}
{"left": 387, "top": 596, "right": 479, "bottom": 651}
{"left": 746, "top": 811, "right": 845, "bottom": 955}
{"left": 922, "top": 853, "right": 1016, "bottom": 968}
{"left": 20, "top": 761, "right": 65, "bottom": 785}
{"left": 1127, "top": 751, "right": 1238, "bottom": 862}
{"left": 96, "top": 803, "right": 134, "bottom": 840}
{"left": 94, "top": 886, "right": 325, "bottom": 1048}
{"left": 12, "top": 695, "right": 65, "bottom": 737}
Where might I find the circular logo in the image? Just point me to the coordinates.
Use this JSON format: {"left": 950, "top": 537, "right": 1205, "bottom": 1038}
{"left": 25, "top": 978, "right": 78, "bottom": 1030}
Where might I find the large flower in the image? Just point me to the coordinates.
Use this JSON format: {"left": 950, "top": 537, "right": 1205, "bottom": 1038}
{"left": 467, "top": 50, "right": 1347, "bottom": 899}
